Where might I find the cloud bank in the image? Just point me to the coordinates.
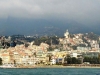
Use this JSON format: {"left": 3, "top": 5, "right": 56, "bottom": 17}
{"left": 0, "top": 0, "right": 100, "bottom": 20}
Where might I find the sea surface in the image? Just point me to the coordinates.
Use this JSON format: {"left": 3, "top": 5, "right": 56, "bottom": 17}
{"left": 0, "top": 68, "right": 100, "bottom": 75}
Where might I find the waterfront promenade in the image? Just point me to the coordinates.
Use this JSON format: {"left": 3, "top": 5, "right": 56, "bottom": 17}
{"left": 35, "top": 64, "right": 100, "bottom": 68}
{"left": 1, "top": 64, "right": 100, "bottom": 68}
{"left": 17, "top": 64, "right": 100, "bottom": 68}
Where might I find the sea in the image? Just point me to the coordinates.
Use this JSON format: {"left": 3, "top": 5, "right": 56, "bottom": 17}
{"left": 0, "top": 68, "right": 100, "bottom": 75}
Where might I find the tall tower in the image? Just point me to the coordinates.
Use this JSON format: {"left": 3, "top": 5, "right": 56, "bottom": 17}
{"left": 64, "top": 30, "right": 69, "bottom": 39}
{"left": 8, "top": 36, "right": 11, "bottom": 42}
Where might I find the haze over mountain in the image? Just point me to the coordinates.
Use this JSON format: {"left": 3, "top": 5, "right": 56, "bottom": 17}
{"left": 0, "top": 0, "right": 100, "bottom": 36}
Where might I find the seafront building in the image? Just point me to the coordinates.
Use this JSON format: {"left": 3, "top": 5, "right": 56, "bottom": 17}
{"left": 0, "top": 42, "right": 49, "bottom": 65}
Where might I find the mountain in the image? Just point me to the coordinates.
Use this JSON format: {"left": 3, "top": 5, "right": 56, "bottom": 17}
{"left": 0, "top": 17, "right": 100, "bottom": 36}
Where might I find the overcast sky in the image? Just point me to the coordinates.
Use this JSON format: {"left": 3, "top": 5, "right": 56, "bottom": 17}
{"left": 0, "top": 0, "right": 100, "bottom": 35}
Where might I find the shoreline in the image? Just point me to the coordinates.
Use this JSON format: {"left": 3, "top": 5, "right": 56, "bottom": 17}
{"left": 1, "top": 65, "right": 100, "bottom": 69}
{"left": 36, "top": 65, "right": 100, "bottom": 68}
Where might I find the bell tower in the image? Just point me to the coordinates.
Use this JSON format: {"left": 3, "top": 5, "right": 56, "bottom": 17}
{"left": 64, "top": 29, "right": 69, "bottom": 39}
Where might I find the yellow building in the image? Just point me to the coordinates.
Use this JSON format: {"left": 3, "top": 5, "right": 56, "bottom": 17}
{"left": 1, "top": 51, "right": 12, "bottom": 64}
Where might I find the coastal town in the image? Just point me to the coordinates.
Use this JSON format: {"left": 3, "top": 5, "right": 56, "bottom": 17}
{"left": 0, "top": 30, "right": 100, "bottom": 68}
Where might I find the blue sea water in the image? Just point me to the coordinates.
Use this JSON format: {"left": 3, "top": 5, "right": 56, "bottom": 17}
{"left": 0, "top": 68, "right": 100, "bottom": 75}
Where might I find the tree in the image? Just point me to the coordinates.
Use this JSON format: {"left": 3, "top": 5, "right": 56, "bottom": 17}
{"left": 83, "top": 56, "right": 100, "bottom": 64}
{"left": 66, "top": 56, "right": 81, "bottom": 64}
{"left": 98, "top": 54, "right": 100, "bottom": 64}
{"left": 72, "top": 57, "right": 77, "bottom": 64}
{"left": 71, "top": 45, "right": 77, "bottom": 50}
{"left": 0, "top": 58, "right": 2, "bottom": 65}
{"left": 14, "top": 60, "right": 16, "bottom": 65}
{"left": 67, "top": 57, "right": 72, "bottom": 64}
{"left": 47, "top": 46, "right": 54, "bottom": 51}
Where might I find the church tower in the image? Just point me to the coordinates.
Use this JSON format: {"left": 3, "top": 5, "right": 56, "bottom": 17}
{"left": 64, "top": 30, "right": 69, "bottom": 39}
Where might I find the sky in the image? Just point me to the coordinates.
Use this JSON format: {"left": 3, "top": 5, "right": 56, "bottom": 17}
{"left": 0, "top": 0, "right": 100, "bottom": 35}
